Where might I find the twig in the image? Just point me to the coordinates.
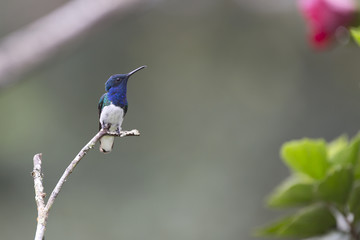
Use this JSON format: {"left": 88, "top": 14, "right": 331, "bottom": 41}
{"left": 32, "top": 129, "right": 140, "bottom": 240}
{"left": 0, "top": 0, "right": 143, "bottom": 88}
{"left": 32, "top": 153, "right": 46, "bottom": 240}
{"left": 327, "top": 203, "right": 360, "bottom": 239}
{"left": 343, "top": 212, "right": 359, "bottom": 240}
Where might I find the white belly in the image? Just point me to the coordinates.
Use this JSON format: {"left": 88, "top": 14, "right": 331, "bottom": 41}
{"left": 99, "top": 103, "right": 124, "bottom": 131}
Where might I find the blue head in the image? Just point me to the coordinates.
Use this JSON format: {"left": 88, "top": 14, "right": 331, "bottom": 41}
{"left": 105, "top": 65, "right": 146, "bottom": 107}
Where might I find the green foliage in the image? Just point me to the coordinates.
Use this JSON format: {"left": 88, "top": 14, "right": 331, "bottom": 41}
{"left": 267, "top": 176, "right": 314, "bottom": 208}
{"left": 350, "top": 27, "right": 360, "bottom": 46}
{"left": 316, "top": 166, "right": 353, "bottom": 205}
{"left": 348, "top": 181, "right": 360, "bottom": 222}
{"left": 329, "top": 137, "right": 360, "bottom": 167}
{"left": 327, "top": 135, "right": 348, "bottom": 159}
{"left": 257, "top": 134, "right": 360, "bottom": 239}
{"left": 281, "top": 139, "right": 329, "bottom": 180}
{"left": 257, "top": 205, "right": 336, "bottom": 238}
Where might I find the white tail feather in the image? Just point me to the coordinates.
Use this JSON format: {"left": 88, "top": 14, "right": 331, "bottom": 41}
{"left": 99, "top": 136, "right": 114, "bottom": 153}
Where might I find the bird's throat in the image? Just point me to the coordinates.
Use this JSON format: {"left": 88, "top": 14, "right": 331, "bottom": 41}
{"left": 108, "top": 85, "right": 127, "bottom": 108}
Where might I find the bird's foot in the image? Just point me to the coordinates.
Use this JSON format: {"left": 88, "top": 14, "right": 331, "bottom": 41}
{"left": 102, "top": 123, "right": 111, "bottom": 131}
{"left": 106, "top": 128, "right": 121, "bottom": 135}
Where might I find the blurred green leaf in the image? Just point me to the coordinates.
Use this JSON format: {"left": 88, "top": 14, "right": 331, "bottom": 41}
{"left": 281, "top": 139, "right": 329, "bottom": 180}
{"left": 329, "top": 135, "right": 360, "bottom": 167}
{"left": 350, "top": 27, "right": 360, "bottom": 46}
{"left": 257, "top": 204, "right": 336, "bottom": 238}
{"left": 316, "top": 166, "right": 353, "bottom": 205}
{"left": 279, "top": 205, "right": 336, "bottom": 238}
{"left": 267, "top": 176, "right": 314, "bottom": 208}
{"left": 354, "top": 164, "right": 360, "bottom": 179}
{"left": 327, "top": 135, "right": 348, "bottom": 160}
{"left": 348, "top": 181, "right": 360, "bottom": 222}
{"left": 256, "top": 216, "right": 293, "bottom": 236}
{"left": 350, "top": 135, "right": 360, "bottom": 179}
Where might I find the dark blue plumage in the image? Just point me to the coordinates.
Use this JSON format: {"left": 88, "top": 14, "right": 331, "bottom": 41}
{"left": 98, "top": 65, "right": 146, "bottom": 153}
{"left": 106, "top": 74, "right": 129, "bottom": 109}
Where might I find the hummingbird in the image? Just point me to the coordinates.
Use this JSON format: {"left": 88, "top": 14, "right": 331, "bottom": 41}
{"left": 98, "top": 65, "right": 146, "bottom": 153}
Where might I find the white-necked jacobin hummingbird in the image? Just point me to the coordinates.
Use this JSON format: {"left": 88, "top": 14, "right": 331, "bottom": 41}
{"left": 98, "top": 65, "right": 146, "bottom": 153}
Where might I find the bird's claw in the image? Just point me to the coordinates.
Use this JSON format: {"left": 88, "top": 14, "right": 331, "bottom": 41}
{"left": 102, "top": 123, "right": 111, "bottom": 131}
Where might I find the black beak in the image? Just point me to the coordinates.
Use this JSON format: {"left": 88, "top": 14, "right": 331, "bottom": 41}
{"left": 127, "top": 65, "right": 147, "bottom": 77}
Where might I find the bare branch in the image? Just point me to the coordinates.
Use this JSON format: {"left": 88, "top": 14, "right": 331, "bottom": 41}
{"left": 0, "top": 0, "right": 143, "bottom": 88}
{"left": 108, "top": 129, "right": 140, "bottom": 137}
{"left": 44, "top": 128, "right": 139, "bottom": 211}
{"left": 32, "top": 153, "right": 45, "bottom": 211}
{"left": 33, "top": 128, "right": 140, "bottom": 240}
{"left": 32, "top": 153, "right": 46, "bottom": 240}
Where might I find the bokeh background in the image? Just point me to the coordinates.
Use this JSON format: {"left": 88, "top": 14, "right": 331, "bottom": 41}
{"left": 0, "top": 0, "right": 359, "bottom": 239}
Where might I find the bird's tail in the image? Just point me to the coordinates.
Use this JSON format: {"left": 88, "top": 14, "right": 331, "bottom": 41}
{"left": 99, "top": 135, "right": 114, "bottom": 153}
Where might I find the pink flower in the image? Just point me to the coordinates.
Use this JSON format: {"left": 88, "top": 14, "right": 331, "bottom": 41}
{"left": 298, "top": 0, "right": 357, "bottom": 49}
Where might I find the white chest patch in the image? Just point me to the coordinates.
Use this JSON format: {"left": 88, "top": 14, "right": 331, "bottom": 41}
{"left": 100, "top": 103, "right": 124, "bottom": 131}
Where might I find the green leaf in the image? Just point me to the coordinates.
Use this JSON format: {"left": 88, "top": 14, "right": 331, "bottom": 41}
{"left": 350, "top": 27, "right": 360, "bottom": 46}
{"left": 349, "top": 135, "right": 360, "bottom": 179}
{"left": 256, "top": 216, "right": 293, "bottom": 236}
{"left": 279, "top": 205, "right": 336, "bottom": 238}
{"left": 267, "top": 177, "right": 314, "bottom": 208}
{"left": 256, "top": 204, "right": 336, "bottom": 238}
{"left": 355, "top": 166, "right": 360, "bottom": 179}
{"left": 316, "top": 166, "right": 353, "bottom": 205}
{"left": 329, "top": 136, "right": 360, "bottom": 167}
{"left": 327, "top": 135, "right": 348, "bottom": 160}
{"left": 281, "top": 139, "right": 329, "bottom": 180}
{"left": 354, "top": 164, "right": 360, "bottom": 180}
{"left": 348, "top": 181, "right": 360, "bottom": 222}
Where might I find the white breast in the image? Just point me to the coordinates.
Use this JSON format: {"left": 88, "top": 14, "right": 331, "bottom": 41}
{"left": 99, "top": 103, "right": 124, "bottom": 131}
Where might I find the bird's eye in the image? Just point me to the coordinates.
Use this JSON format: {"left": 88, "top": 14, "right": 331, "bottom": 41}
{"left": 116, "top": 78, "right": 120, "bottom": 81}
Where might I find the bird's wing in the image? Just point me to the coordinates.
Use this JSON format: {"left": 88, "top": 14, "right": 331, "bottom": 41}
{"left": 98, "top": 93, "right": 107, "bottom": 130}
{"left": 123, "top": 104, "right": 128, "bottom": 116}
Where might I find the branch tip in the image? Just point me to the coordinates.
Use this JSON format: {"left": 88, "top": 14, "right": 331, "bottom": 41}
{"left": 104, "top": 129, "right": 141, "bottom": 137}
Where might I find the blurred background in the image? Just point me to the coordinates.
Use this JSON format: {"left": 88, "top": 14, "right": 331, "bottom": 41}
{"left": 0, "top": 0, "right": 359, "bottom": 239}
